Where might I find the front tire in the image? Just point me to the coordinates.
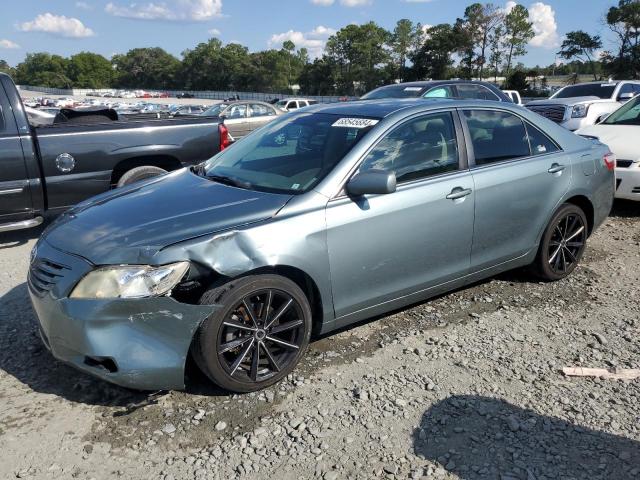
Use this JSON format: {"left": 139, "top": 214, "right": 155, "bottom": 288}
{"left": 534, "top": 203, "right": 588, "bottom": 281}
{"left": 193, "top": 275, "right": 312, "bottom": 393}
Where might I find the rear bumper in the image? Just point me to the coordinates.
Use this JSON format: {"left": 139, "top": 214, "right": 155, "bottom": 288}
{"left": 28, "top": 240, "right": 215, "bottom": 391}
{"left": 615, "top": 166, "right": 640, "bottom": 201}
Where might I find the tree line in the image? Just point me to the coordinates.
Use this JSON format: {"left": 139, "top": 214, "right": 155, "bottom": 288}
{"left": 1, "top": 0, "right": 638, "bottom": 96}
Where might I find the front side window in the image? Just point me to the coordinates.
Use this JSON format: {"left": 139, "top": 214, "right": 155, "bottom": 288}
{"left": 359, "top": 112, "right": 459, "bottom": 183}
{"left": 603, "top": 95, "right": 640, "bottom": 125}
{"left": 457, "top": 84, "right": 500, "bottom": 101}
{"left": 204, "top": 113, "right": 377, "bottom": 194}
{"left": 464, "top": 110, "right": 530, "bottom": 165}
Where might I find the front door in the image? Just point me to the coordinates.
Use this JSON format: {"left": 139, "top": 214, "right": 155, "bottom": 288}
{"left": 0, "top": 82, "right": 33, "bottom": 222}
{"left": 461, "top": 108, "right": 571, "bottom": 271}
{"left": 326, "top": 111, "right": 475, "bottom": 321}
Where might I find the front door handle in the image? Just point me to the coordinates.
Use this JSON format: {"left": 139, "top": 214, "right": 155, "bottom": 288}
{"left": 446, "top": 187, "right": 473, "bottom": 200}
{"left": 548, "top": 163, "right": 566, "bottom": 174}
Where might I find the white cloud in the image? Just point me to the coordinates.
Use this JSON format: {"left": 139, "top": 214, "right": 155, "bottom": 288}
{"left": 402, "top": 0, "right": 436, "bottom": 3}
{"left": 0, "top": 39, "right": 20, "bottom": 49}
{"left": 208, "top": 28, "right": 221, "bottom": 35}
{"left": 504, "top": 0, "right": 517, "bottom": 13}
{"left": 18, "top": 13, "right": 95, "bottom": 38}
{"left": 76, "top": 1, "right": 92, "bottom": 10}
{"left": 105, "top": 0, "right": 223, "bottom": 21}
{"left": 528, "top": 2, "right": 560, "bottom": 49}
{"left": 269, "top": 25, "right": 336, "bottom": 59}
{"left": 340, "top": 0, "right": 371, "bottom": 6}
{"left": 311, "top": 0, "right": 335, "bottom": 5}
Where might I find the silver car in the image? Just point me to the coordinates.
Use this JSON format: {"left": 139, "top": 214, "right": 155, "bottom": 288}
{"left": 201, "top": 100, "right": 282, "bottom": 140}
{"left": 29, "top": 99, "right": 614, "bottom": 393}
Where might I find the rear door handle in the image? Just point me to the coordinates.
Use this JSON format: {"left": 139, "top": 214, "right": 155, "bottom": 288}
{"left": 446, "top": 187, "right": 473, "bottom": 200}
{"left": 548, "top": 163, "right": 565, "bottom": 174}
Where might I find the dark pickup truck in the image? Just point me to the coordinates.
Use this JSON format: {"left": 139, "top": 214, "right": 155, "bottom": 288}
{"left": 0, "top": 73, "right": 226, "bottom": 233}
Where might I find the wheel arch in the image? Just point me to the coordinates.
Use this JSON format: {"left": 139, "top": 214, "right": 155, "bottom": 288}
{"left": 111, "top": 155, "right": 183, "bottom": 186}
{"left": 564, "top": 195, "right": 595, "bottom": 235}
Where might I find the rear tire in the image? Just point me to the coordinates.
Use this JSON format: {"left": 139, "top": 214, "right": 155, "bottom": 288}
{"left": 116, "top": 165, "right": 167, "bottom": 187}
{"left": 533, "top": 203, "right": 588, "bottom": 281}
{"left": 193, "top": 275, "right": 312, "bottom": 393}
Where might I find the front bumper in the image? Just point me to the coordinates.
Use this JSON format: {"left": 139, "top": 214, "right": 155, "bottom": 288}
{"left": 28, "top": 240, "right": 215, "bottom": 390}
{"left": 615, "top": 165, "right": 640, "bottom": 201}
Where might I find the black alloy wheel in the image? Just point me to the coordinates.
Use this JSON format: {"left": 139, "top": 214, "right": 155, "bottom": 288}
{"left": 194, "top": 275, "right": 312, "bottom": 392}
{"left": 535, "top": 203, "right": 588, "bottom": 281}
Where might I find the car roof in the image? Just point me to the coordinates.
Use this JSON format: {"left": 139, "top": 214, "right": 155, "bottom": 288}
{"left": 307, "top": 98, "right": 519, "bottom": 118}
{"left": 373, "top": 80, "right": 497, "bottom": 90}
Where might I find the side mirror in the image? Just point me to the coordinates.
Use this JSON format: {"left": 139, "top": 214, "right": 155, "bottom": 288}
{"left": 346, "top": 170, "right": 396, "bottom": 196}
{"left": 618, "top": 92, "right": 634, "bottom": 101}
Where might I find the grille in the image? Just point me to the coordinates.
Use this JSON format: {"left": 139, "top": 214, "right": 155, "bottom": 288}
{"left": 616, "top": 159, "right": 633, "bottom": 168}
{"left": 28, "top": 258, "right": 69, "bottom": 296}
{"left": 526, "top": 105, "right": 567, "bottom": 123}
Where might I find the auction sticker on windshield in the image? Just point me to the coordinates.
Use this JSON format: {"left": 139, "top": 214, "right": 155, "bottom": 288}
{"left": 332, "top": 118, "right": 379, "bottom": 129}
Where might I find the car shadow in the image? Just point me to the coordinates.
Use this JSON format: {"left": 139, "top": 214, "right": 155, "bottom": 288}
{"left": 610, "top": 199, "right": 639, "bottom": 218}
{"left": 0, "top": 224, "right": 45, "bottom": 250}
{"left": 0, "top": 282, "right": 149, "bottom": 408}
{"left": 413, "top": 395, "right": 640, "bottom": 479}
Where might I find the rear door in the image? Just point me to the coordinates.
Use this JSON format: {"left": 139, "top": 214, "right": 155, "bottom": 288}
{"left": 462, "top": 108, "right": 571, "bottom": 272}
{"left": 456, "top": 84, "right": 502, "bottom": 101}
{"left": 0, "top": 82, "right": 34, "bottom": 221}
{"left": 247, "top": 103, "right": 278, "bottom": 133}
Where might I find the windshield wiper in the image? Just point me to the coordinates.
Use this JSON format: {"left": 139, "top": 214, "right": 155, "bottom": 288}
{"left": 206, "top": 174, "right": 253, "bottom": 190}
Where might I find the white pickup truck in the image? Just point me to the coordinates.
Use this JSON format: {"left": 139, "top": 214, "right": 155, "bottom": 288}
{"left": 526, "top": 81, "right": 640, "bottom": 131}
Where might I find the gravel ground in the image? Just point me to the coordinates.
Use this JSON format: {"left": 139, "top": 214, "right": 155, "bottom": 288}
{"left": 1, "top": 201, "right": 639, "bottom": 480}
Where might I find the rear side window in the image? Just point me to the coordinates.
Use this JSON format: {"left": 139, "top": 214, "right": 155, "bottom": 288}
{"left": 525, "top": 122, "right": 560, "bottom": 155}
{"left": 464, "top": 110, "right": 530, "bottom": 165}
{"left": 288, "top": 102, "right": 298, "bottom": 110}
{"left": 424, "top": 86, "right": 455, "bottom": 99}
{"left": 359, "top": 111, "right": 459, "bottom": 183}
{"left": 457, "top": 84, "right": 500, "bottom": 101}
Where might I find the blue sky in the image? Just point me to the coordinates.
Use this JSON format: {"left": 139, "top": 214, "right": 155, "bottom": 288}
{"left": 0, "top": 0, "right": 620, "bottom": 67}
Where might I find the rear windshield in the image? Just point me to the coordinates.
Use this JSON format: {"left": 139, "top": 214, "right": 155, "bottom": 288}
{"left": 552, "top": 83, "right": 617, "bottom": 99}
{"left": 603, "top": 95, "right": 640, "bottom": 125}
{"left": 204, "top": 113, "right": 378, "bottom": 194}
{"left": 361, "top": 85, "right": 425, "bottom": 100}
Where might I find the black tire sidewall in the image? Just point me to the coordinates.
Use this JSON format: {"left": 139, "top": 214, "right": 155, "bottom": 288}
{"left": 195, "top": 275, "right": 312, "bottom": 393}
{"left": 537, "top": 204, "right": 587, "bottom": 281}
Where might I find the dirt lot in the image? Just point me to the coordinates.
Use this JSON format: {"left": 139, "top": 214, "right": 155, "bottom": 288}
{"left": 1, "top": 202, "right": 639, "bottom": 480}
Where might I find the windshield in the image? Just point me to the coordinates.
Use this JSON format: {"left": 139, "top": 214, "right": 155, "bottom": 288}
{"left": 603, "top": 95, "right": 640, "bottom": 125}
{"left": 204, "top": 112, "right": 378, "bottom": 194}
{"left": 361, "top": 85, "right": 425, "bottom": 100}
{"left": 552, "top": 83, "right": 617, "bottom": 99}
{"left": 201, "top": 104, "right": 227, "bottom": 117}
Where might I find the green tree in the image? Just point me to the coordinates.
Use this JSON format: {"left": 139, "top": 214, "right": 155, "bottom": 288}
{"left": 488, "top": 24, "right": 505, "bottom": 82}
{"left": 410, "top": 24, "right": 457, "bottom": 80}
{"left": 558, "top": 31, "right": 603, "bottom": 80}
{"left": 391, "top": 19, "right": 420, "bottom": 82}
{"left": 68, "top": 52, "right": 114, "bottom": 88}
{"left": 603, "top": 0, "right": 640, "bottom": 78}
{"left": 113, "top": 47, "right": 180, "bottom": 89}
{"left": 0, "top": 59, "right": 14, "bottom": 77}
{"left": 456, "top": 4, "right": 484, "bottom": 79}
{"left": 14, "top": 53, "right": 72, "bottom": 88}
{"left": 282, "top": 40, "right": 296, "bottom": 89}
{"left": 504, "top": 70, "right": 529, "bottom": 91}
{"left": 476, "top": 3, "right": 503, "bottom": 79}
{"left": 325, "top": 22, "right": 391, "bottom": 95}
{"left": 299, "top": 57, "right": 336, "bottom": 95}
{"left": 503, "top": 4, "right": 534, "bottom": 77}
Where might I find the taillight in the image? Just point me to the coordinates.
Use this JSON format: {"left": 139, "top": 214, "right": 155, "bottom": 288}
{"left": 219, "top": 123, "right": 230, "bottom": 151}
{"left": 603, "top": 152, "right": 615, "bottom": 172}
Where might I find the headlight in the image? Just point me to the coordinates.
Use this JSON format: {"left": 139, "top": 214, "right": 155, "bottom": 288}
{"left": 572, "top": 104, "right": 590, "bottom": 118}
{"left": 70, "top": 262, "right": 190, "bottom": 299}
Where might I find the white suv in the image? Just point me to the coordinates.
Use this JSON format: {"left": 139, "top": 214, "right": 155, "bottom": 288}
{"left": 526, "top": 81, "right": 640, "bottom": 131}
{"left": 275, "top": 98, "right": 318, "bottom": 112}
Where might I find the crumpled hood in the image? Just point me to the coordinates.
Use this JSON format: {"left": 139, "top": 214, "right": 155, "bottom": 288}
{"left": 44, "top": 168, "right": 293, "bottom": 264}
{"left": 527, "top": 96, "right": 609, "bottom": 107}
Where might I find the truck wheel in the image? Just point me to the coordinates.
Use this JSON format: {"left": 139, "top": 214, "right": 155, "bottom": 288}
{"left": 193, "top": 275, "right": 312, "bottom": 393}
{"left": 116, "top": 166, "right": 167, "bottom": 187}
